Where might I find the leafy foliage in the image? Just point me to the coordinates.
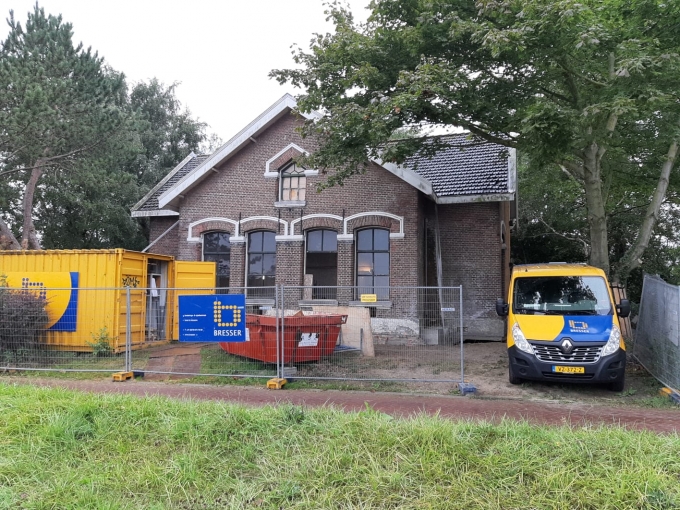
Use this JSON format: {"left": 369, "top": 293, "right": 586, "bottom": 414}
{"left": 0, "top": 275, "right": 49, "bottom": 359}
{"left": 0, "top": 6, "right": 213, "bottom": 251}
{"left": 272, "top": 0, "right": 680, "bottom": 282}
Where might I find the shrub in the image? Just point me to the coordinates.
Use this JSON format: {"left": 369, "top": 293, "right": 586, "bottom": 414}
{"left": 0, "top": 275, "right": 50, "bottom": 360}
{"left": 87, "top": 327, "right": 113, "bottom": 357}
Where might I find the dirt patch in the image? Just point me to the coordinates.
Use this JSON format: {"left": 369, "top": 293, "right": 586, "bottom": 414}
{"left": 130, "top": 340, "right": 672, "bottom": 408}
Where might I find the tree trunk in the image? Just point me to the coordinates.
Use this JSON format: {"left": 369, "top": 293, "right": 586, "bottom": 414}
{"left": 582, "top": 143, "right": 610, "bottom": 275}
{"left": 21, "top": 159, "right": 45, "bottom": 250}
{"left": 0, "top": 218, "right": 21, "bottom": 250}
{"left": 614, "top": 138, "right": 679, "bottom": 283}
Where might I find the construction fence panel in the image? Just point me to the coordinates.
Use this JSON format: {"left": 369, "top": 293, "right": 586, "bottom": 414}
{"left": 634, "top": 274, "right": 680, "bottom": 390}
{"left": 131, "top": 287, "right": 278, "bottom": 380}
{"left": 0, "top": 287, "right": 128, "bottom": 374}
{"left": 278, "top": 285, "right": 464, "bottom": 383}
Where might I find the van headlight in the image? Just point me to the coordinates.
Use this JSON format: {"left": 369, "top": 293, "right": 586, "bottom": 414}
{"left": 601, "top": 325, "right": 622, "bottom": 357}
{"left": 512, "top": 323, "right": 534, "bottom": 354}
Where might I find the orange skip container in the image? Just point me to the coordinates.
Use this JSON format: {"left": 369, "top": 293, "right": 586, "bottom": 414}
{"left": 220, "top": 314, "right": 348, "bottom": 363}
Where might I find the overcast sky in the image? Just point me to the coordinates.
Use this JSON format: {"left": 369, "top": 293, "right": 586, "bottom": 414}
{"left": 1, "top": 0, "right": 371, "bottom": 142}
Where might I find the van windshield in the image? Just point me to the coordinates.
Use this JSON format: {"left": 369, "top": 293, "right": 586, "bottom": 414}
{"left": 512, "top": 276, "right": 613, "bottom": 316}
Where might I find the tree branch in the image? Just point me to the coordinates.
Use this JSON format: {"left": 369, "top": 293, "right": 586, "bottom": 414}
{"left": 0, "top": 218, "right": 21, "bottom": 250}
{"left": 556, "top": 59, "right": 607, "bottom": 88}
{"left": 0, "top": 142, "right": 101, "bottom": 178}
{"left": 538, "top": 217, "right": 589, "bottom": 258}
{"left": 615, "top": 135, "right": 679, "bottom": 282}
{"left": 559, "top": 161, "right": 584, "bottom": 181}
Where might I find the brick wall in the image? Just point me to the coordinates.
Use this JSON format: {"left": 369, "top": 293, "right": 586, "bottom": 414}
{"left": 155, "top": 113, "right": 421, "bottom": 291}
{"left": 148, "top": 217, "right": 180, "bottom": 257}
{"left": 436, "top": 202, "right": 504, "bottom": 340}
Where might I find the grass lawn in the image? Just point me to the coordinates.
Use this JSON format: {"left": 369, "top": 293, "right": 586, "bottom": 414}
{"left": 0, "top": 384, "right": 678, "bottom": 509}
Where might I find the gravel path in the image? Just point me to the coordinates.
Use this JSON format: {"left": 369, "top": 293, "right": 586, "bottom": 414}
{"left": 8, "top": 377, "right": 679, "bottom": 434}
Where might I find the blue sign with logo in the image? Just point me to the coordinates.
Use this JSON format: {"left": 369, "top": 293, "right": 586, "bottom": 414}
{"left": 179, "top": 294, "right": 246, "bottom": 342}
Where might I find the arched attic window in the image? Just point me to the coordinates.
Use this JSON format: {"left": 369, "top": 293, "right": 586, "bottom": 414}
{"left": 279, "top": 163, "right": 306, "bottom": 202}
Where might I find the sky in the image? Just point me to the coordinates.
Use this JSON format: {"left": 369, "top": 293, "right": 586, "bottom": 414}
{"left": 0, "top": 0, "right": 371, "bottom": 142}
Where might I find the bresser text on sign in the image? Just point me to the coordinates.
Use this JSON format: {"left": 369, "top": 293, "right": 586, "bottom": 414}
{"left": 179, "top": 294, "right": 246, "bottom": 342}
{"left": 360, "top": 294, "right": 377, "bottom": 303}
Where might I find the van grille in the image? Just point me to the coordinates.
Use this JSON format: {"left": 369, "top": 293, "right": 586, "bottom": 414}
{"left": 532, "top": 344, "right": 602, "bottom": 364}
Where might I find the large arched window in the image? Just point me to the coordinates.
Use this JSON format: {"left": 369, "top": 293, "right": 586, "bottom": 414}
{"left": 356, "top": 228, "right": 389, "bottom": 300}
{"left": 247, "top": 231, "right": 276, "bottom": 297}
{"left": 203, "top": 232, "right": 230, "bottom": 290}
{"left": 306, "top": 229, "right": 337, "bottom": 299}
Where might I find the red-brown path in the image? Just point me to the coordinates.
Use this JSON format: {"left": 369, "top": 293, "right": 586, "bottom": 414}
{"left": 8, "top": 377, "right": 679, "bottom": 434}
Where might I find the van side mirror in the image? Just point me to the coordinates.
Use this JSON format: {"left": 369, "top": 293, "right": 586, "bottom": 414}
{"left": 496, "top": 298, "right": 509, "bottom": 317}
{"left": 616, "top": 299, "right": 631, "bottom": 318}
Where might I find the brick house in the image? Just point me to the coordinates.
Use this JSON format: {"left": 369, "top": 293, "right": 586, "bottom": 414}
{"left": 132, "top": 94, "right": 516, "bottom": 340}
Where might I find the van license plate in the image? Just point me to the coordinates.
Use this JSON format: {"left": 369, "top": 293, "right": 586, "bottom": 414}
{"left": 552, "top": 366, "right": 585, "bottom": 374}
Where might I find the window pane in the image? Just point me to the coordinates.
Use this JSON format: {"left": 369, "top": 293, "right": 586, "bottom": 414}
{"left": 204, "top": 232, "right": 219, "bottom": 252}
{"left": 262, "top": 232, "right": 276, "bottom": 253}
{"left": 374, "top": 277, "right": 389, "bottom": 299}
{"left": 249, "top": 254, "right": 263, "bottom": 275}
{"left": 374, "top": 253, "right": 389, "bottom": 276}
{"left": 374, "top": 229, "right": 389, "bottom": 250}
{"left": 323, "top": 230, "right": 337, "bottom": 252}
{"left": 357, "top": 253, "right": 373, "bottom": 275}
{"left": 298, "top": 187, "right": 306, "bottom": 201}
{"left": 290, "top": 188, "right": 298, "bottom": 201}
{"left": 217, "top": 258, "right": 230, "bottom": 277}
{"left": 249, "top": 232, "right": 262, "bottom": 252}
{"left": 357, "top": 229, "right": 373, "bottom": 251}
{"left": 247, "top": 275, "right": 263, "bottom": 288}
{"left": 262, "top": 254, "right": 276, "bottom": 276}
{"left": 357, "top": 276, "right": 373, "bottom": 294}
{"left": 282, "top": 189, "right": 290, "bottom": 201}
{"left": 219, "top": 234, "right": 230, "bottom": 251}
{"left": 283, "top": 178, "right": 290, "bottom": 189}
{"left": 307, "top": 230, "right": 323, "bottom": 252}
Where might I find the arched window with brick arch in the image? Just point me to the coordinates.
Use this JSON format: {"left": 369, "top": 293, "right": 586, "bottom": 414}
{"left": 356, "top": 228, "right": 390, "bottom": 300}
{"left": 202, "top": 232, "right": 231, "bottom": 291}
{"left": 305, "top": 229, "right": 337, "bottom": 299}
{"left": 247, "top": 231, "right": 276, "bottom": 297}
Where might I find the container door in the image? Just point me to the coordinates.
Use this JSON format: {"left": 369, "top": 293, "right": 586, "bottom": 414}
{"left": 171, "top": 261, "right": 216, "bottom": 340}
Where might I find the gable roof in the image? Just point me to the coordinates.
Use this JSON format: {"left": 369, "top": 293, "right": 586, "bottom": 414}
{"left": 405, "top": 134, "right": 516, "bottom": 203}
{"left": 156, "top": 94, "right": 321, "bottom": 211}
{"left": 131, "top": 153, "right": 211, "bottom": 217}
{"left": 132, "top": 95, "right": 516, "bottom": 217}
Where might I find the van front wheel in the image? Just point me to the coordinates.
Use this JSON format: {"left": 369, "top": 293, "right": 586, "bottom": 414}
{"left": 608, "top": 375, "right": 625, "bottom": 392}
{"left": 509, "top": 364, "right": 522, "bottom": 385}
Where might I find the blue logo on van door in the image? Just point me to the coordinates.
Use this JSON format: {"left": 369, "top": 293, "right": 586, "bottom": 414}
{"left": 556, "top": 316, "right": 612, "bottom": 342}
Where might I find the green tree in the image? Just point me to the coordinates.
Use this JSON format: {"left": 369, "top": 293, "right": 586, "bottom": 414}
{"left": 0, "top": 7, "right": 213, "bottom": 251}
{"left": 127, "top": 79, "right": 210, "bottom": 188}
{"left": 0, "top": 4, "right": 126, "bottom": 249}
{"left": 272, "top": 0, "right": 680, "bottom": 284}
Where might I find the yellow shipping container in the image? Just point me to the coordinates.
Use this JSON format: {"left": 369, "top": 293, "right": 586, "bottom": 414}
{"left": 0, "top": 249, "right": 215, "bottom": 353}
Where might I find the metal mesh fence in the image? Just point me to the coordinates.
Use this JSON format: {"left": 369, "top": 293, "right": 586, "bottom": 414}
{"left": 0, "top": 284, "right": 465, "bottom": 384}
{"left": 634, "top": 274, "right": 680, "bottom": 390}
{"left": 278, "top": 285, "right": 464, "bottom": 382}
{"left": 131, "top": 286, "right": 278, "bottom": 380}
{"left": 0, "top": 287, "right": 127, "bottom": 373}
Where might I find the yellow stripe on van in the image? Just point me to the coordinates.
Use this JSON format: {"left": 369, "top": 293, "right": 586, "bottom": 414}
{"left": 515, "top": 316, "right": 564, "bottom": 341}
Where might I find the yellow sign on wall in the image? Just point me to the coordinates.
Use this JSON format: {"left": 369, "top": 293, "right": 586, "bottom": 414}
{"left": 360, "top": 294, "right": 377, "bottom": 303}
